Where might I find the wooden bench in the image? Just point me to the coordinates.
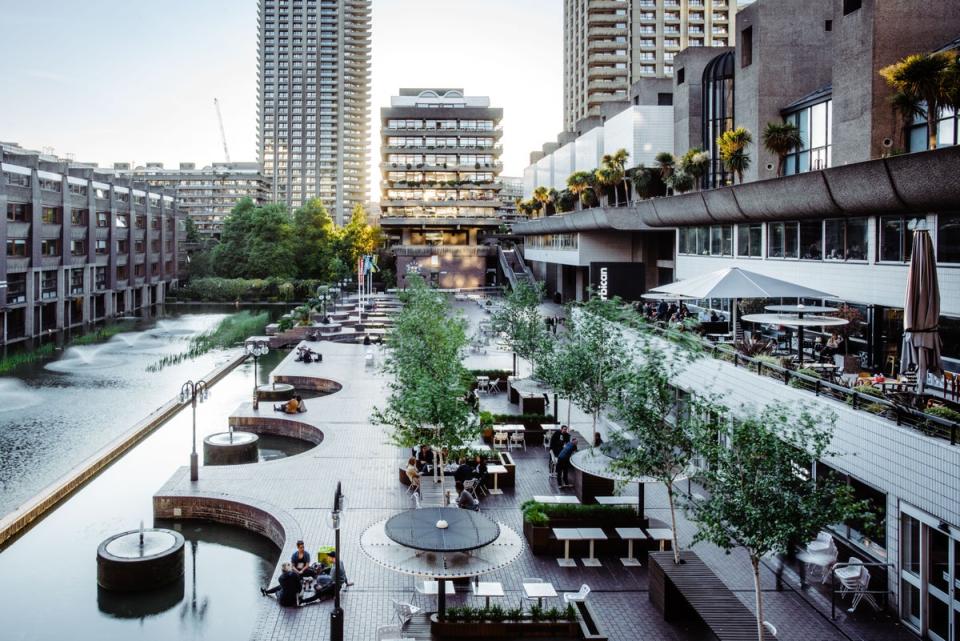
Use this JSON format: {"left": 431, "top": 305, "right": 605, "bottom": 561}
{"left": 649, "top": 551, "right": 772, "bottom": 640}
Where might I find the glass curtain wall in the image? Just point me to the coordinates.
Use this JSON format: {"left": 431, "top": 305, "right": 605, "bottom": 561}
{"left": 701, "top": 52, "right": 735, "bottom": 189}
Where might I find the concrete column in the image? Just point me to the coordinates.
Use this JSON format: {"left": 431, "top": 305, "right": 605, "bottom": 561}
{"left": 54, "top": 267, "right": 65, "bottom": 330}
{"left": 575, "top": 268, "right": 585, "bottom": 302}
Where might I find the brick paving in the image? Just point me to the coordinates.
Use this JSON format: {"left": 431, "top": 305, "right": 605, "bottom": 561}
{"left": 152, "top": 297, "right": 916, "bottom": 641}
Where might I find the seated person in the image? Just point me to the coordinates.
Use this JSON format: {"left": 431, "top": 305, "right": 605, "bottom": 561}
{"left": 275, "top": 395, "right": 306, "bottom": 413}
{"left": 300, "top": 551, "right": 351, "bottom": 603}
{"left": 291, "top": 540, "right": 315, "bottom": 578}
{"left": 416, "top": 445, "right": 435, "bottom": 474}
{"left": 405, "top": 457, "right": 421, "bottom": 493}
{"left": 453, "top": 458, "right": 474, "bottom": 488}
{"left": 472, "top": 455, "right": 489, "bottom": 494}
{"left": 261, "top": 562, "right": 301, "bottom": 607}
{"left": 457, "top": 488, "right": 480, "bottom": 511}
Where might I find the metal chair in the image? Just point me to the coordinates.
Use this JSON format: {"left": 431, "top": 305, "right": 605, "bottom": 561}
{"left": 563, "top": 584, "right": 591, "bottom": 604}
{"left": 509, "top": 431, "right": 526, "bottom": 451}
{"left": 462, "top": 478, "right": 480, "bottom": 501}
{"left": 391, "top": 599, "right": 421, "bottom": 628}
{"left": 375, "top": 624, "right": 406, "bottom": 641}
{"left": 493, "top": 431, "right": 508, "bottom": 451}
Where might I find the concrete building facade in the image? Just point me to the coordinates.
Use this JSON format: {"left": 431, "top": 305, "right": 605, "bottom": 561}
{"left": 257, "top": 0, "right": 371, "bottom": 223}
{"left": 379, "top": 89, "right": 504, "bottom": 289}
{"left": 564, "top": 0, "right": 737, "bottom": 130}
{"left": 115, "top": 162, "right": 271, "bottom": 240}
{"left": 1, "top": 144, "right": 183, "bottom": 346}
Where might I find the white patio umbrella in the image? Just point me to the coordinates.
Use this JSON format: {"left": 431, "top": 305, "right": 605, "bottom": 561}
{"left": 901, "top": 221, "right": 943, "bottom": 395}
{"left": 645, "top": 267, "right": 838, "bottom": 336}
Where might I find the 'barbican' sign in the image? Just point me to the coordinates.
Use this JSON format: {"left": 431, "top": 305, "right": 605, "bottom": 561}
{"left": 589, "top": 262, "right": 645, "bottom": 302}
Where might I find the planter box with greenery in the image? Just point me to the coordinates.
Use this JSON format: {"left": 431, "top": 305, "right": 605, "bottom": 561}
{"left": 432, "top": 604, "right": 579, "bottom": 639}
{"left": 521, "top": 501, "right": 644, "bottom": 556}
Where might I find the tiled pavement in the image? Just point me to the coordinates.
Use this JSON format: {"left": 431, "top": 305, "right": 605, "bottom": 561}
{"left": 153, "top": 298, "right": 917, "bottom": 641}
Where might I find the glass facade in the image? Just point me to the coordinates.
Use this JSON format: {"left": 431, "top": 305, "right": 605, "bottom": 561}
{"left": 907, "top": 107, "right": 959, "bottom": 153}
{"left": 701, "top": 51, "right": 735, "bottom": 188}
{"left": 783, "top": 99, "right": 832, "bottom": 174}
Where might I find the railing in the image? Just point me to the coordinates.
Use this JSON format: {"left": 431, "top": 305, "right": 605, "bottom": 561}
{"left": 627, "top": 315, "right": 960, "bottom": 445}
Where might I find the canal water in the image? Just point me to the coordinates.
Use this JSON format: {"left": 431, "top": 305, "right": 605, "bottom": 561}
{"left": 0, "top": 306, "right": 308, "bottom": 640}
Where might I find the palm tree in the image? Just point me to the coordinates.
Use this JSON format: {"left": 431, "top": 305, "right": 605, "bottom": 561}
{"left": 594, "top": 166, "right": 620, "bottom": 206}
{"left": 655, "top": 152, "right": 675, "bottom": 182}
{"left": 762, "top": 122, "right": 803, "bottom": 177}
{"left": 609, "top": 148, "right": 631, "bottom": 203}
{"left": 880, "top": 51, "right": 958, "bottom": 150}
{"left": 566, "top": 171, "right": 592, "bottom": 210}
{"left": 716, "top": 127, "right": 753, "bottom": 184}
{"left": 532, "top": 186, "right": 552, "bottom": 217}
{"left": 666, "top": 169, "right": 695, "bottom": 194}
{"left": 679, "top": 148, "right": 710, "bottom": 189}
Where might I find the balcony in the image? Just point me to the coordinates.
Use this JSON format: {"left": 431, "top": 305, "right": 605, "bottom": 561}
{"left": 588, "top": 53, "right": 629, "bottom": 65}
{"left": 390, "top": 245, "right": 497, "bottom": 257}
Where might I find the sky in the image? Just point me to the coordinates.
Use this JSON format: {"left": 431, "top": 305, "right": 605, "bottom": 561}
{"left": 0, "top": 0, "right": 562, "bottom": 201}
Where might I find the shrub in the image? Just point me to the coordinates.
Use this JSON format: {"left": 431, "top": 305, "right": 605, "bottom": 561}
{"left": 487, "top": 605, "right": 507, "bottom": 622}
{"left": 507, "top": 607, "right": 524, "bottom": 621}
{"left": 521, "top": 501, "right": 635, "bottom": 525}
{"left": 529, "top": 604, "right": 544, "bottom": 622}
{"left": 925, "top": 405, "right": 960, "bottom": 423}
{"left": 789, "top": 367, "right": 822, "bottom": 390}
{"left": 491, "top": 413, "right": 556, "bottom": 424}
{"left": 564, "top": 603, "right": 578, "bottom": 622}
{"left": 277, "top": 317, "right": 294, "bottom": 332}
{"left": 545, "top": 607, "right": 562, "bottom": 622}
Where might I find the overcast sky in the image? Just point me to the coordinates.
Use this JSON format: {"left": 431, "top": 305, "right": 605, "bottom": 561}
{"left": 0, "top": 0, "right": 562, "bottom": 200}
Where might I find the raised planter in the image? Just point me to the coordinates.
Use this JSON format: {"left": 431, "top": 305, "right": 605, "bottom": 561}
{"left": 431, "top": 614, "right": 579, "bottom": 639}
{"left": 497, "top": 451, "right": 516, "bottom": 489}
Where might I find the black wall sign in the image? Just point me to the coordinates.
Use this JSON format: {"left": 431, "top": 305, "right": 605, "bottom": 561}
{"left": 589, "top": 262, "right": 645, "bottom": 302}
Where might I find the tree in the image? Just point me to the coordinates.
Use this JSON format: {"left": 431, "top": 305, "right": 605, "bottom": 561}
{"left": 603, "top": 148, "right": 631, "bottom": 205}
{"left": 566, "top": 171, "right": 593, "bottom": 210}
{"left": 593, "top": 166, "right": 621, "bottom": 207}
{"left": 533, "top": 186, "right": 552, "bottom": 217}
{"left": 762, "top": 122, "right": 802, "bottom": 177}
{"left": 184, "top": 217, "right": 201, "bottom": 243}
{"left": 291, "top": 198, "right": 336, "bottom": 280}
{"left": 491, "top": 280, "right": 550, "bottom": 376}
{"left": 555, "top": 189, "right": 578, "bottom": 213}
{"left": 880, "top": 51, "right": 959, "bottom": 150}
{"left": 609, "top": 345, "right": 718, "bottom": 564}
{"left": 655, "top": 152, "right": 676, "bottom": 181}
{"left": 717, "top": 127, "right": 753, "bottom": 184}
{"left": 565, "top": 296, "right": 631, "bottom": 444}
{"left": 372, "top": 276, "right": 478, "bottom": 494}
{"left": 688, "top": 403, "right": 868, "bottom": 641}
{"left": 679, "top": 148, "right": 710, "bottom": 188}
{"left": 535, "top": 338, "right": 582, "bottom": 428}
{"left": 338, "top": 203, "right": 380, "bottom": 269}
{"left": 211, "top": 199, "right": 297, "bottom": 279}
{"left": 666, "top": 169, "right": 695, "bottom": 194}
{"left": 631, "top": 164, "right": 667, "bottom": 200}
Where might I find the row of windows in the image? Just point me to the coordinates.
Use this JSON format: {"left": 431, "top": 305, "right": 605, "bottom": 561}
{"left": 386, "top": 119, "right": 496, "bottom": 131}
{"left": 678, "top": 216, "right": 960, "bottom": 263}
{"left": 385, "top": 137, "right": 496, "bottom": 148}
{"left": 526, "top": 234, "right": 578, "bottom": 250}
{"left": 6, "top": 205, "right": 174, "bottom": 230}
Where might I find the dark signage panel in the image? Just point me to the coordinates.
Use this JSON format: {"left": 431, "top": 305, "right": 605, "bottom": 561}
{"left": 589, "top": 262, "right": 645, "bottom": 302}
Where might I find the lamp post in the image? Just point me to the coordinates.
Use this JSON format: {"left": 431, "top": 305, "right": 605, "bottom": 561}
{"left": 179, "top": 380, "right": 210, "bottom": 482}
{"left": 329, "top": 481, "right": 344, "bottom": 641}
{"left": 244, "top": 339, "right": 269, "bottom": 410}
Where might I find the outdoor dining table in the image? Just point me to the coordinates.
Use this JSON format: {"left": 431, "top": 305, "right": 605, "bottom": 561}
{"left": 476, "top": 375, "right": 489, "bottom": 392}
{"left": 614, "top": 527, "right": 646, "bottom": 567}
{"left": 522, "top": 581, "right": 558, "bottom": 607}
{"left": 472, "top": 581, "right": 504, "bottom": 608}
{"left": 645, "top": 527, "right": 674, "bottom": 552}
{"left": 486, "top": 463, "right": 508, "bottom": 495}
{"left": 595, "top": 496, "right": 639, "bottom": 506}
{"left": 499, "top": 423, "right": 526, "bottom": 432}
{"left": 553, "top": 527, "right": 607, "bottom": 567}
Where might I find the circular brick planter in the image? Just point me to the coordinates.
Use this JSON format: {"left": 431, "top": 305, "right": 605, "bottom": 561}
{"left": 256, "top": 383, "right": 295, "bottom": 402}
{"left": 203, "top": 431, "right": 259, "bottom": 465}
{"left": 97, "top": 529, "right": 185, "bottom": 591}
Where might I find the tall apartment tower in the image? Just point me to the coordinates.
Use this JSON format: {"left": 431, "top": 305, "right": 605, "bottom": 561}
{"left": 380, "top": 89, "right": 503, "bottom": 289}
{"left": 563, "top": 0, "right": 736, "bottom": 130}
{"left": 257, "top": 0, "right": 371, "bottom": 223}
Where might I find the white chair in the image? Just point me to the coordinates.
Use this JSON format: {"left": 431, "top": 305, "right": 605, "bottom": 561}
{"left": 805, "top": 531, "right": 838, "bottom": 584}
{"left": 412, "top": 493, "right": 422, "bottom": 509}
{"left": 563, "top": 584, "right": 591, "bottom": 604}
{"left": 462, "top": 478, "right": 480, "bottom": 501}
{"left": 837, "top": 557, "right": 863, "bottom": 599}
{"left": 509, "top": 431, "right": 526, "bottom": 451}
{"left": 376, "top": 624, "right": 406, "bottom": 641}
{"left": 493, "top": 431, "right": 508, "bottom": 451}
{"left": 548, "top": 450, "right": 558, "bottom": 474}
{"left": 763, "top": 621, "right": 778, "bottom": 638}
{"left": 487, "top": 377, "right": 503, "bottom": 394}
{"left": 406, "top": 474, "right": 421, "bottom": 496}
{"left": 391, "top": 599, "right": 421, "bottom": 628}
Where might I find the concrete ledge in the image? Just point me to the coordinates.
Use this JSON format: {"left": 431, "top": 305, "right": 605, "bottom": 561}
{"left": 272, "top": 374, "right": 343, "bottom": 394}
{"left": 0, "top": 353, "right": 247, "bottom": 547}
{"left": 228, "top": 402, "right": 325, "bottom": 445}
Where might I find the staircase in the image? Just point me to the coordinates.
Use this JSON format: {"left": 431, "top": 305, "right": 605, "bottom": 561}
{"left": 498, "top": 245, "right": 535, "bottom": 290}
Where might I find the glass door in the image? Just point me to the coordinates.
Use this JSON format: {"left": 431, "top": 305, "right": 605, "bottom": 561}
{"left": 901, "top": 505, "right": 959, "bottom": 641}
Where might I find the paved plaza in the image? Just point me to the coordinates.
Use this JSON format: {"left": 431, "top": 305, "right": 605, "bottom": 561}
{"left": 153, "top": 299, "right": 917, "bottom": 641}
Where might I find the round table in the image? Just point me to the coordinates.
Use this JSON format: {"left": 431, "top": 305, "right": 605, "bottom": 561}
{"left": 384, "top": 507, "right": 500, "bottom": 553}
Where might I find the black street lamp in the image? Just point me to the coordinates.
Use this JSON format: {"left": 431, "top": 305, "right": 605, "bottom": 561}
{"left": 329, "top": 481, "right": 344, "bottom": 641}
{"left": 244, "top": 339, "right": 269, "bottom": 409}
{"left": 179, "top": 379, "right": 210, "bottom": 482}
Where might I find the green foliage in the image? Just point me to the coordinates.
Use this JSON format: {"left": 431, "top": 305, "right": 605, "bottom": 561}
{"left": 529, "top": 604, "right": 544, "bottom": 622}
{"left": 654, "top": 151, "right": 675, "bottom": 180}
{"left": 688, "top": 402, "right": 869, "bottom": 641}
{"left": 880, "top": 51, "right": 960, "bottom": 150}
{"left": 372, "top": 277, "right": 478, "bottom": 481}
{"left": 566, "top": 170, "right": 593, "bottom": 209}
{"left": 789, "top": 368, "right": 823, "bottom": 390}
{"left": 630, "top": 164, "right": 667, "bottom": 200}
{"left": 145, "top": 311, "right": 268, "bottom": 372}
{"left": 762, "top": 121, "right": 803, "bottom": 176}
{"left": 277, "top": 317, "right": 294, "bottom": 332}
{"left": 544, "top": 607, "right": 562, "bottom": 622}
{"left": 925, "top": 405, "right": 960, "bottom": 423}
{"left": 169, "top": 277, "right": 323, "bottom": 303}
{"left": 521, "top": 500, "right": 636, "bottom": 525}
{"left": 507, "top": 606, "right": 525, "bottom": 622}
{"left": 491, "top": 280, "right": 551, "bottom": 371}
{"left": 716, "top": 127, "right": 753, "bottom": 184}
{"left": 478, "top": 410, "right": 494, "bottom": 430}
{"left": 184, "top": 216, "right": 201, "bottom": 243}
{"left": 564, "top": 603, "right": 578, "bottom": 622}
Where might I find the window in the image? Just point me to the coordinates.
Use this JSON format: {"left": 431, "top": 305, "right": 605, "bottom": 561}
{"left": 938, "top": 214, "right": 960, "bottom": 263}
{"left": 95, "top": 240, "right": 108, "bottom": 255}
{"left": 116, "top": 214, "right": 128, "bottom": 228}
{"left": 767, "top": 222, "right": 799, "bottom": 258}
{"left": 824, "top": 218, "right": 868, "bottom": 260}
{"left": 702, "top": 52, "right": 735, "bottom": 188}
{"left": 678, "top": 226, "right": 731, "bottom": 256}
{"left": 41, "top": 271, "right": 58, "bottom": 298}
{"left": 70, "top": 240, "right": 86, "bottom": 256}
{"left": 5, "top": 172, "right": 30, "bottom": 187}
{"left": 658, "top": 92, "right": 673, "bottom": 106}
{"left": 740, "top": 27, "right": 752, "bottom": 67}
{"left": 676, "top": 68, "right": 685, "bottom": 85}
{"left": 117, "top": 239, "right": 129, "bottom": 254}
{"left": 39, "top": 178, "right": 61, "bottom": 192}
{"left": 842, "top": 0, "right": 861, "bottom": 14}
{"left": 878, "top": 216, "right": 914, "bottom": 262}
{"left": 6, "top": 239, "right": 27, "bottom": 257}
{"left": 737, "top": 223, "right": 762, "bottom": 257}
{"left": 96, "top": 211, "right": 109, "bottom": 228}
{"left": 817, "top": 462, "right": 886, "bottom": 560}
{"left": 825, "top": 19, "right": 833, "bottom": 31}
{"left": 136, "top": 216, "right": 146, "bottom": 230}
{"left": 41, "top": 207, "right": 60, "bottom": 224}
{"left": 6, "top": 203, "right": 29, "bottom": 222}
{"left": 5, "top": 273, "right": 27, "bottom": 303}
{"left": 906, "top": 107, "right": 958, "bottom": 152}
{"left": 117, "top": 265, "right": 129, "bottom": 281}
{"left": 71, "top": 209, "right": 88, "bottom": 226}
{"left": 70, "top": 269, "right": 84, "bottom": 294}
{"left": 95, "top": 267, "right": 107, "bottom": 290}
{"left": 800, "top": 221, "right": 822, "bottom": 259}
{"left": 784, "top": 100, "right": 832, "bottom": 174}
{"left": 41, "top": 239, "right": 60, "bottom": 256}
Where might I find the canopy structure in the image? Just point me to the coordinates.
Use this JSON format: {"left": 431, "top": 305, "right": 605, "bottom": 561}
{"left": 742, "top": 304, "right": 849, "bottom": 365}
{"left": 901, "top": 222, "right": 943, "bottom": 395}
{"left": 645, "top": 267, "right": 838, "bottom": 337}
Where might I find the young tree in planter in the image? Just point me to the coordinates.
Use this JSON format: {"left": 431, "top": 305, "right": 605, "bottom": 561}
{"left": 491, "top": 280, "right": 551, "bottom": 376}
{"left": 372, "top": 276, "right": 479, "bottom": 493}
{"left": 565, "top": 296, "right": 631, "bottom": 445}
{"left": 535, "top": 337, "right": 583, "bottom": 428}
{"left": 688, "top": 402, "right": 868, "bottom": 641}
{"left": 609, "top": 345, "right": 719, "bottom": 564}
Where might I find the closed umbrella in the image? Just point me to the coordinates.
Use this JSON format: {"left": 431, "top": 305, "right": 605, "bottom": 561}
{"left": 901, "top": 221, "right": 943, "bottom": 395}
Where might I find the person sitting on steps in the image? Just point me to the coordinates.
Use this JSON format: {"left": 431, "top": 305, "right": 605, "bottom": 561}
{"left": 274, "top": 395, "right": 306, "bottom": 414}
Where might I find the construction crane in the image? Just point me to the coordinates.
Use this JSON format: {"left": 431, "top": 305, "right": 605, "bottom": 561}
{"left": 213, "top": 98, "right": 230, "bottom": 163}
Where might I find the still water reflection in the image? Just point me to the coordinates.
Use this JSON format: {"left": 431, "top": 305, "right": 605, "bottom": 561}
{"left": 0, "top": 307, "right": 306, "bottom": 640}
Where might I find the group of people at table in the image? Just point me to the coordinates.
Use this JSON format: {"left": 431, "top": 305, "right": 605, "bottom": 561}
{"left": 406, "top": 444, "right": 488, "bottom": 510}
{"left": 261, "top": 539, "right": 351, "bottom": 607}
